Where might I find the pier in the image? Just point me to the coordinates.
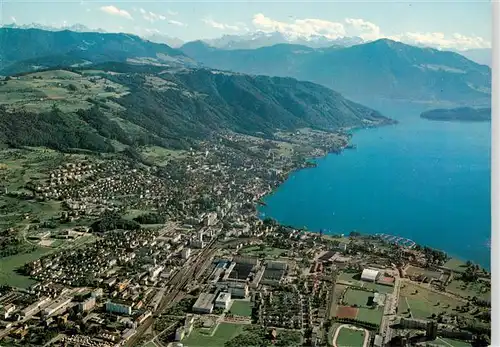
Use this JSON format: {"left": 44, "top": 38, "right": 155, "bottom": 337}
{"left": 376, "top": 233, "right": 416, "bottom": 249}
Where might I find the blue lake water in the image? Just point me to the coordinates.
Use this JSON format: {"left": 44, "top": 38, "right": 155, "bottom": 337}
{"left": 259, "top": 100, "right": 491, "bottom": 269}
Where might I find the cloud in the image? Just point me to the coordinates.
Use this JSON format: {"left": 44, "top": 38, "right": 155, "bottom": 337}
{"left": 100, "top": 5, "right": 133, "bottom": 20}
{"left": 139, "top": 8, "right": 169, "bottom": 23}
{"left": 251, "top": 13, "right": 490, "bottom": 50}
{"left": 10, "top": 16, "right": 16, "bottom": 23}
{"left": 203, "top": 17, "right": 240, "bottom": 31}
{"left": 388, "top": 32, "right": 491, "bottom": 51}
{"left": 344, "top": 18, "right": 381, "bottom": 41}
{"left": 252, "top": 13, "right": 345, "bottom": 39}
{"left": 167, "top": 10, "right": 178, "bottom": 16}
{"left": 168, "top": 20, "right": 186, "bottom": 27}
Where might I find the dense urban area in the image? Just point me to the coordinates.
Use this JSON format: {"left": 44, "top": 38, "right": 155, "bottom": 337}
{"left": 0, "top": 122, "right": 491, "bottom": 347}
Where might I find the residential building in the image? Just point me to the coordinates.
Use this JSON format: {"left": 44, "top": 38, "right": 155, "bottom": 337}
{"left": 78, "top": 297, "right": 96, "bottom": 312}
{"left": 106, "top": 301, "right": 132, "bottom": 315}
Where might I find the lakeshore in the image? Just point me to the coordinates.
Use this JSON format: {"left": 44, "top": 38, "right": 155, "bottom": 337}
{"left": 259, "top": 101, "right": 491, "bottom": 270}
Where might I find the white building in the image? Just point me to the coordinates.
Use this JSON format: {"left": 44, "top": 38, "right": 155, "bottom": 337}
{"left": 215, "top": 292, "right": 231, "bottom": 310}
{"left": 216, "top": 282, "right": 249, "bottom": 298}
{"left": 337, "top": 242, "right": 348, "bottom": 252}
{"left": 361, "top": 268, "right": 380, "bottom": 282}
{"left": 43, "top": 297, "right": 72, "bottom": 317}
{"left": 192, "top": 293, "right": 216, "bottom": 314}
{"left": 78, "top": 297, "right": 96, "bottom": 312}
{"left": 181, "top": 248, "right": 191, "bottom": 259}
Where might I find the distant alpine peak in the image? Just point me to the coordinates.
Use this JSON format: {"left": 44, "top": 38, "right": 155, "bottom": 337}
{"left": 201, "top": 30, "right": 365, "bottom": 49}
{"left": 0, "top": 22, "right": 106, "bottom": 33}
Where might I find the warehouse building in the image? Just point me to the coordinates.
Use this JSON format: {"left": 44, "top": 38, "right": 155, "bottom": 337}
{"left": 361, "top": 268, "right": 380, "bottom": 282}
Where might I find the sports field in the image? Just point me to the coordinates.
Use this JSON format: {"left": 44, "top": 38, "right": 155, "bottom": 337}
{"left": 182, "top": 323, "right": 244, "bottom": 347}
{"left": 362, "top": 282, "right": 394, "bottom": 294}
{"left": 344, "top": 288, "right": 372, "bottom": 307}
{"left": 357, "top": 307, "right": 383, "bottom": 325}
{"left": 229, "top": 300, "right": 252, "bottom": 317}
{"left": 335, "top": 326, "right": 365, "bottom": 347}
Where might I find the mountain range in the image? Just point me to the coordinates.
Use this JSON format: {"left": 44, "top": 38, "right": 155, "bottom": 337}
{"left": 0, "top": 62, "right": 393, "bottom": 153}
{"left": 6, "top": 23, "right": 490, "bottom": 67}
{"left": 200, "top": 31, "right": 364, "bottom": 50}
{"left": 180, "top": 39, "right": 491, "bottom": 106}
{"left": 0, "top": 28, "right": 193, "bottom": 76}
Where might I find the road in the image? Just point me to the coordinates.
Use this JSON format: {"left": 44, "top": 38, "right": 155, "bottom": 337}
{"left": 126, "top": 238, "right": 217, "bottom": 347}
{"left": 379, "top": 276, "right": 401, "bottom": 345}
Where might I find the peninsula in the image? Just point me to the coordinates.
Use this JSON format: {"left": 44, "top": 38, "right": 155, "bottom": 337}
{"left": 420, "top": 107, "right": 491, "bottom": 122}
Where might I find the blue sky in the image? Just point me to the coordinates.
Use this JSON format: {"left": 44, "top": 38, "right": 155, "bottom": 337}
{"left": 1, "top": 0, "right": 492, "bottom": 50}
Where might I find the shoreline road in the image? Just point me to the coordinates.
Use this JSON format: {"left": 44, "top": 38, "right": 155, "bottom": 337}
{"left": 332, "top": 324, "right": 369, "bottom": 347}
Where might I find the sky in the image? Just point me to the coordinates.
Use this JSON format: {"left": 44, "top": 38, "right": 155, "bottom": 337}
{"left": 0, "top": 0, "right": 492, "bottom": 50}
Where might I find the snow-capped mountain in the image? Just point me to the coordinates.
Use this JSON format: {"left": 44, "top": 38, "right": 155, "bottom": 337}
{"left": 201, "top": 31, "right": 364, "bottom": 50}
{"left": 0, "top": 22, "right": 106, "bottom": 33}
{"left": 142, "top": 33, "right": 185, "bottom": 48}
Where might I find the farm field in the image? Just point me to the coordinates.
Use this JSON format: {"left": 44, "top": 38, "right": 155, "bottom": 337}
{"left": 182, "top": 322, "right": 244, "bottom": 347}
{"left": 0, "top": 70, "right": 128, "bottom": 113}
{"left": 443, "top": 258, "right": 468, "bottom": 273}
{"left": 335, "top": 326, "right": 366, "bottom": 347}
{"left": 139, "top": 146, "right": 188, "bottom": 166}
{"left": 446, "top": 279, "right": 491, "bottom": 301}
{"left": 398, "top": 282, "right": 463, "bottom": 319}
{"left": 0, "top": 247, "right": 53, "bottom": 288}
{"left": 229, "top": 300, "right": 253, "bottom": 317}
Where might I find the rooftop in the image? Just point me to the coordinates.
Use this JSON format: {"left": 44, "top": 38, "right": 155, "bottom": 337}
{"left": 193, "top": 293, "right": 216, "bottom": 310}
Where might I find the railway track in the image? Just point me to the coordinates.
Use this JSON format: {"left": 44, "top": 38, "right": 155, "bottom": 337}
{"left": 126, "top": 239, "right": 217, "bottom": 346}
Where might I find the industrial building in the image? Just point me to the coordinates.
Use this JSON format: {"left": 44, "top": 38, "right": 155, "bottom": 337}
{"left": 215, "top": 292, "right": 231, "bottom": 310}
{"left": 361, "top": 268, "right": 380, "bottom": 282}
{"left": 43, "top": 297, "right": 72, "bottom": 317}
{"left": 106, "top": 301, "right": 132, "bottom": 315}
{"left": 192, "top": 293, "right": 216, "bottom": 314}
{"left": 21, "top": 297, "right": 50, "bottom": 317}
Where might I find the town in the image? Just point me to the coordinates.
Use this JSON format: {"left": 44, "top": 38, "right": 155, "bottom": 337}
{"left": 0, "top": 130, "right": 492, "bottom": 347}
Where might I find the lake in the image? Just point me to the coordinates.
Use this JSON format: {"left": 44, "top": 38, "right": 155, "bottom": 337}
{"left": 259, "top": 99, "right": 491, "bottom": 269}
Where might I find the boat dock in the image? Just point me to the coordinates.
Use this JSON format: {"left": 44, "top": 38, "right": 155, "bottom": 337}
{"left": 376, "top": 233, "right": 416, "bottom": 248}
